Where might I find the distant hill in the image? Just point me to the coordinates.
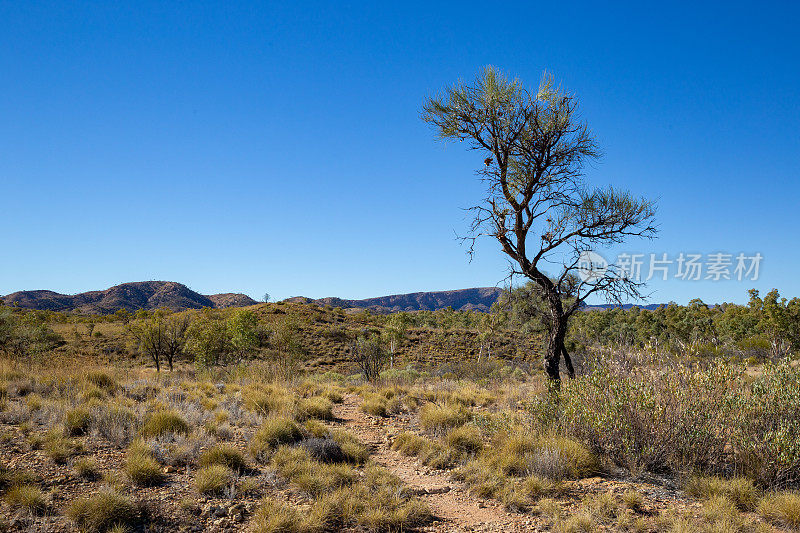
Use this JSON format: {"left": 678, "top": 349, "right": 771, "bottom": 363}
{"left": 1, "top": 281, "right": 258, "bottom": 314}
{"left": 285, "top": 288, "right": 667, "bottom": 314}
{"left": 285, "top": 287, "right": 504, "bottom": 313}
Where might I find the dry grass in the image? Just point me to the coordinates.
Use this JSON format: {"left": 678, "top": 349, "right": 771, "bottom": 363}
{"left": 124, "top": 441, "right": 165, "bottom": 486}
{"left": 195, "top": 464, "right": 235, "bottom": 495}
{"left": 198, "top": 444, "right": 247, "bottom": 471}
{"left": 74, "top": 457, "right": 101, "bottom": 480}
{"left": 141, "top": 410, "right": 190, "bottom": 438}
{"left": 67, "top": 488, "right": 139, "bottom": 532}
{"left": 4, "top": 483, "right": 47, "bottom": 514}
{"left": 250, "top": 417, "right": 303, "bottom": 461}
{"left": 419, "top": 403, "right": 471, "bottom": 435}
{"left": 758, "top": 491, "right": 800, "bottom": 529}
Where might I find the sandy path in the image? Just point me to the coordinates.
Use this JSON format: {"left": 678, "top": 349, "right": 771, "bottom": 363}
{"left": 331, "top": 395, "right": 536, "bottom": 532}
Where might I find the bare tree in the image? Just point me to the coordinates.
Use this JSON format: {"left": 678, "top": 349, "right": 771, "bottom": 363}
{"left": 423, "top": 67, "right": 657, "bottom": 382}
{"left": 351, "top": 333, "right": 388, "bottom": 382}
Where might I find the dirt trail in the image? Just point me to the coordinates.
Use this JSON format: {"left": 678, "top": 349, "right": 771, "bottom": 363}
{"left": 331, "top": 395, "right": 535, "bottom": 532}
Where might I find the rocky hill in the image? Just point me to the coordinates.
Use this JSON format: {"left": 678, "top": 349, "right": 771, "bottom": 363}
{"left": 285, "top": 287, "right": 504, "bottom": 313}
{"left": 1, "top": 281, "right": 257, "bottom": 314}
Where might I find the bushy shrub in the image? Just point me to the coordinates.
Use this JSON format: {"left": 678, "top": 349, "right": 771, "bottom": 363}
{"left": 67, "top": 488, "right": 139, "bottom": 532}
{"left": 142, "top": 410, "right": 190, "bottom": 438}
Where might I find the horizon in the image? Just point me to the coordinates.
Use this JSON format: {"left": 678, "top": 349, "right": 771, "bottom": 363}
{"left": 2, "top": 2, "right": 798, "bottom": 306}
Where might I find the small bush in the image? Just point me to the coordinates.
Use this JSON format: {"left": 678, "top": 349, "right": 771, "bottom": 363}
{"left": 195, "top": 464, "right": 235, "bottom": 495}
{"left": 65, "top": 407, "right": 93, "bottom": 436}
{"left": 419, "top": 403, "right": 470, "bottom": 436}
{"left": 330, "top": 429, "right": 370, "bottom": 464}
{"left": 125, "top": 442, "right": 165, "bottom": 486}
{"left": 758, "top": 491, "right": 800, "bottom": 529}
{"left": 74, "top": 457, "right": 101, "bottom": 480}
{"left": 142, "top": 410, "right": 190, "bottom": 438}
{"left": 67, "top": 488, "right": 139, "bottom": 532}
{"left": 250, "top": 417, "right": 303, "bottom": 461}
{"left": 297, "top": 397, "right": 334, "bottom": 421}
{"left": 685, "top": 475, "right": 759, "bottom": 511}
{"left": 250, "top": 497, "right": 309, "bottom": 533}
{"left": 360, "top": 395, "right": 389, "bottom": 417}
{"left": 199, "top": 445, "right": 247, "bottom": 471}
{"left": 4, "top": 484, "right": 47, "bottom": 514}
{"left": 446, "top": 425, "right": 483, "bottom": 455}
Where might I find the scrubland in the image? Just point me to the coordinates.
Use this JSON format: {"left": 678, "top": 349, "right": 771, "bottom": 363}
{"left": 1, "top": 299, "right": 799, "bottom": 532}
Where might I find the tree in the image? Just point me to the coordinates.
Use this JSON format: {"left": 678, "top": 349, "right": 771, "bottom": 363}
{"left": 423, "top": 67, "right": 657, "bottom": 382}
{"left": 351, "top": 332, "right": 388, "bottom": 381}
{"left": 162, "top": 313, "right": 190, "bottom": 372}
{"left": 263, "top": 293, "right": 271, "bottom": 304}
{"left": 226, "top": 309, "right": 260, "bottom": 363}
{"left": 129, "top": 313, "right": 167, "bottom": 372}
{"left": 382, "top": 312, "right": 410, "bottom": 368}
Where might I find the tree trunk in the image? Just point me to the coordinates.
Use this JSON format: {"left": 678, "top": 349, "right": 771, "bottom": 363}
{"left": 544, "top": 316, "right": 567, "bottom": 382}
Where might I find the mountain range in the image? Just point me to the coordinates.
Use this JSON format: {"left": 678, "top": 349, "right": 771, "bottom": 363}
{"left": 2, "top": 281, "right": 666, "bottom": 315}
{"left": 0, "top": 281, "right": 257, "bottom": 314}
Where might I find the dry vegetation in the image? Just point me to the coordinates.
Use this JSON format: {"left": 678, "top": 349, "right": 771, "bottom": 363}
{"left": 0, "top": 302, "right": 799, "bottom": 532}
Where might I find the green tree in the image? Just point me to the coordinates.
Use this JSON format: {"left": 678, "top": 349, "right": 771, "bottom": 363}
{"left": 382, "top": 312, "right": 411, "bottom": 368}
{"left": 423, "top": 67, "right": 657, "bottom": 381}
{"left": 226, "top": 309, "right": 260, "bottom": 363}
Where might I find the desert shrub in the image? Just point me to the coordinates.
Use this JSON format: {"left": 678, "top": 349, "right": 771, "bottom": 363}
{"left": 4, "top": 484, "right": 47, "bottom": 514}
{"left": 758, "top": 491, "right": 800, "bottom": 529}
{"left": 445, "top": 425, "right": 483, "bottom": 455}
{"left": 67, "top": 488, "right": 139, "bottom": 532}
{"left": 297, "top": 397, "right": 333, "bottom": 421}
{"left": 329, "top": 429, "right": 370, "bottom": 464}
{"left": 125, "top": 441, "right": 165, "bottom": 486}
{"left": 250, "top": 497, "right": 311, "bottom": 533}
{"left": 392, "top": 431, "right": 429, "bottom": 456}
{"left": 250, "top": 417, "right": 303, "bottom": 461}
{"left": 728, "top": 361, "right": 800, "bottom": 486}
{"left": 65, "top": 407, "right": 93, "bottom": 436}
{"left": 86, "top": 371, "right": 116, "bottom": 392}
{"left": 195, "top": 464, "right": 234, "bottom": 495}
{"left": 74, "top": 457, "right": 101, "bottom": 480}
{"left": 360, "top": 395, "right": 389, "bottom": 417}
{"left": 685, "top": 475, "right": 759, "bottom": 511}
{"left": 560, "top": 359, "right": 736, "bottom": 475}
{"left": 392, "top": 431, "right": 453, "bottom": 469}
{"left": 300, "top": 438, "right": 346, "bottom": 463}
{"left": 419, "top": 403, "right": 471, "bottom": 436}
{"left": 42, "top": 431, "right": 81, "bottom": 464}
{"left": 270, "top": 446, "right": 359, "bottom": 497}
{"left": 142, "top": 410, "right": 190, "bottom": 438}
{"left": 199, "top": 445, "right": 247, "bottom": 471}
{"left": 93, "top": 403, "right": 139, "bottom": 447}
{"left": 350, "top": 334, "right": 389, "bottom": 382}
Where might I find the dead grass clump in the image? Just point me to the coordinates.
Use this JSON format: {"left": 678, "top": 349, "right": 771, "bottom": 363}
{"left": 758, "top": 491, "right": 800, "bottom": 529}
{"left": 86, "top": 370, "right": 117, "bottom": 392}
{"left": 125, "top": 441, "right": 165, "bottom": 486}
{"left": 42, "top": 431, "right": 82, "bottom": 464}
{"left": 360, "top": 395, "right": 389, "bottom": 417}
{"left": 93, "top": 403, "right": 139, "bottom": 447}
{"left": 195, "top": 464, "right": 235, "bottom": 495}
{"left": 4, "top": 483, "right": 47, "bottom": 515}
{"left": 199, "top": 445, "right": 247, "bottom": 471}
{"left": 142, "top": 410, "right": 190, "bottom": 438}
{"left": 67, "top": 488, "right": 139, "bottom": 532}
{"left": 270, "top": 446, "right": 358, "bottom": 497}
{"left": 419, "top": 403, "right": 471, "bottom": 436}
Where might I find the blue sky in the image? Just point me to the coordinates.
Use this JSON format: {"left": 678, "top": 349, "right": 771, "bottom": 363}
{"left": 1, "top": 1, "right": 798, "bottom": 305}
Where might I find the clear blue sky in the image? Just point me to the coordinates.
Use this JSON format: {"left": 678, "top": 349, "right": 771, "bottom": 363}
{"left": 2, "top": 1, "right": 798, "bottom": 305}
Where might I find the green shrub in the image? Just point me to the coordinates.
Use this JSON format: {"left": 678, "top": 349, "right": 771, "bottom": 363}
{"left": 142, "top": 410, "right": 190, "bottom": 438}
{"left": 67, "top": 488, "right": 138, "bottom": 532}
